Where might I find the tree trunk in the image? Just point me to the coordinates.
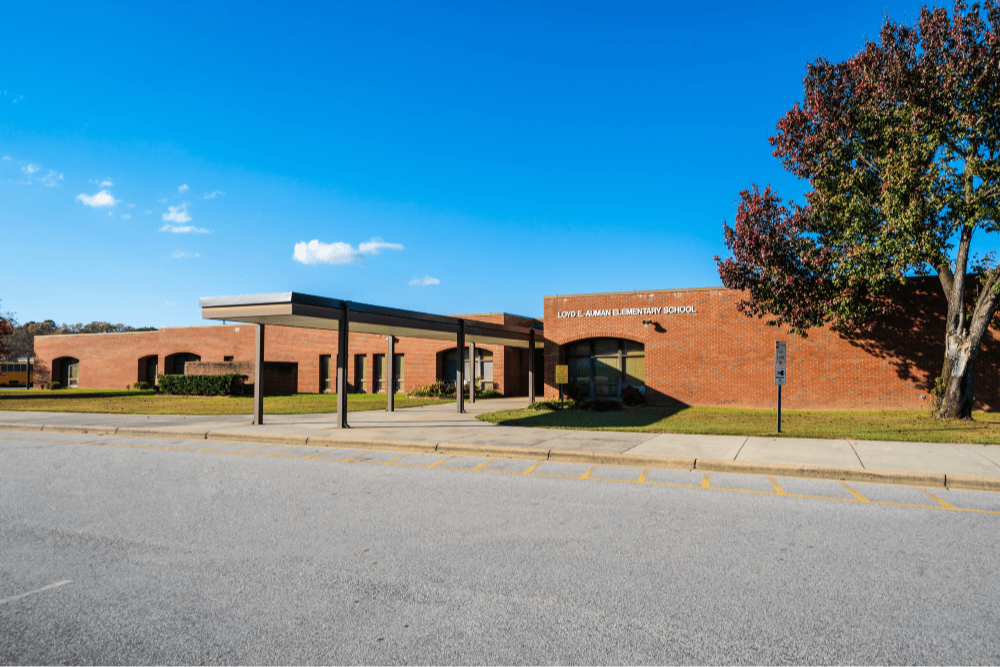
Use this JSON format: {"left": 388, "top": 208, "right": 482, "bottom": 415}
{"left": 937, "top": 345, "right": 975, "bottom": 419}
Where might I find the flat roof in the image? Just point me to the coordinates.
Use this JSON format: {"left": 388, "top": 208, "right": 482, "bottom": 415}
{"left": 200, "top": 292, "right": 543, "bottom": 348}
{"left": 543, "top": 285, "right": 728, "bottom": 299}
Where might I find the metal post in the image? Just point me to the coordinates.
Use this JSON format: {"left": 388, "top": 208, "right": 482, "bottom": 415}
{"left": 336, "top": 302, "right": 350, "bottom": 429}
{"left": 777, "top": 385, "right": 782, "bottom": 433}
{"left": 456, "top": 319, "right": 465, "bottom": 414}
{"left": 386, "top": 335, "right": 395, "bottom": 412}
{"left": 469, "top": 341, "right": 476, "bottom": 404}
{"left": 253, "top": 324, "right": 265, "bottom": 425}
{"left": 528, "top": 328, "right": 536, "bottom": 404}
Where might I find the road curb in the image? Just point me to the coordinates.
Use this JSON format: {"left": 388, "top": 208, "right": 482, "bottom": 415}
{"left": 945, "top": 473, "right": 1000, "bottom": 492}
{"left": 694, "top": 458, "right": 948, "bottom": 488}
{"left": 3, "top": 421, "right": 999, "bottom": 492}
{"left": 437, "top": 443, "right": 549, "bottom": 460}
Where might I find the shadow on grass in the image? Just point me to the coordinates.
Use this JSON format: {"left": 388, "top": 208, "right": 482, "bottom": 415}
{"left": 487, "top": 406, "right": 692, "bottom": 429}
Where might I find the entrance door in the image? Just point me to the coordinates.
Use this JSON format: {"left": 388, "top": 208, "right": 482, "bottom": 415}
{"left": 66, "top": 360, "right": 79, "bottom": 388}
{"left": 146, "top": 358, "right": 158, "bottom": 386}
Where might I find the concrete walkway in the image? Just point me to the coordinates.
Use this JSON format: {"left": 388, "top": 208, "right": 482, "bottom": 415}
{"left": 3, "top": 397, "right": 1000, "bottom": 489}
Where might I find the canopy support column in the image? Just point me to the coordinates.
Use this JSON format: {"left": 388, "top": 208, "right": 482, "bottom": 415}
{"left": 336, "top": 302, "right": 350, "bottom": 429}
{"left": 386, "top": 335, "right": 395, "bottom": 412}
{"left": 528, "top": 328, "right": 536, "bottom": 405}
{"left": 469, "top": 341, "right": 476, "bottom": 404}
{"left": 456, "top": 319, "right": 465, "bottom": 414}
{"left": 253, "top": 324, "right": 265, "bottom": 425}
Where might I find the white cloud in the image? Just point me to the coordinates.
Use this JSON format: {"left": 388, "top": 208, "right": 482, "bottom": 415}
{"left": 2, "top": 155, "right": 11, "bottom": 160}
{"left": 292, "top": 237, "right": 404, "bottom": 265}
{"left": 160, "top": 223, "right": 209, "bottom": 234}
{"left": 178, "top": 183, "right": 189, "bottom": 193}
{"left": 203, "top": 190, "right": 224, "bottom": 199}
{"left": 157, "top": 197, "right": 168, "bottom": 203}
{"left": 12, "top": 95, "right": 23, "bottom": 103}
{"left": 40, "top": 170, "right": 64, "bottom": 187}
{"left": 171, "top": 250, "right": 200, "bottom": 258}
{"left": 22, "top": 163, "right": 39, "bottom": 175}
{"left": 409, "top": 275, "right": 441, "bottom": 286}
{"left": 162, "top": 204, "right": 191, "bottom": 223}
{"left": 90, "top": 178, "right": 113, "bottom": 187}
{"left": 143, "top": 210, "right": 152, "bottom": 214}
{"left": 127, "top": 203, "right": 135, "bottom": 207}
{"left": 76, "top": 190, "right": 119, "bottom": 207}
{"left": 121, "top": 213, "right": 131, "bottom": 219}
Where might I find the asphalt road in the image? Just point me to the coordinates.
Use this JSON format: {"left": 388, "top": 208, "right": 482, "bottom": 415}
{"left": 2, "top": 431, "right": 999, "bottom": 665}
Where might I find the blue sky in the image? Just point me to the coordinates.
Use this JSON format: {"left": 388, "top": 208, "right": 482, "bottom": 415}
{"left": 2, "top": 0, "right": 935, "bottom": 327}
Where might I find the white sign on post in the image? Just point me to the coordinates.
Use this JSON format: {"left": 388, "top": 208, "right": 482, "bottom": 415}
{"left": 774, "top": 341, "right": 786, "bottom": 386}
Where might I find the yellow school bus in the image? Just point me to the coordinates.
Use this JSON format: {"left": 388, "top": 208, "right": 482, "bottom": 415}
{"left": 0, "top": 361, "right": 32, "bottom": 387}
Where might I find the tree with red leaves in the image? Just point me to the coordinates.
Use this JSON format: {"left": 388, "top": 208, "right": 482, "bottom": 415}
{"left": 717, "top": 1, "right": 1000, "bottom": 419}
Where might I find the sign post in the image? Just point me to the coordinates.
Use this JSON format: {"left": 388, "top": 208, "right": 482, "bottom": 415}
{"left": 555, "top": 364, "right": 569, "bottom": 406}
{"left": 774, "top": 341, "right": 786, "bottom": 433}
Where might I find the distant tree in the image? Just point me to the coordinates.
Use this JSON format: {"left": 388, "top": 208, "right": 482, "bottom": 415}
{"left": 0, "top": 311, "right": 12, "bottom": 360}
{"left": 716, "top": 1, "right": 1000, "bottom": 419}
{"left": 0, "top": 316, "right": 156, "bottom": 362}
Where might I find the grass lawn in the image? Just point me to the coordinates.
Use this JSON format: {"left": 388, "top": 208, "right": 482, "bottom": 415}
{"left": 0, "top": 389, "right": 450, "bottom": 415}
{"left": 476, "top": 404, "right": 1000, "bottom": 445}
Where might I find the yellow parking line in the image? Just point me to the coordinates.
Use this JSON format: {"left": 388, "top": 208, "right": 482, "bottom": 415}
{"left": 768, "top": 477, "right": 786, "bottom": 495}
{"left": 521, "top": 462, "right": 544, "bottom": 475}
{"left": 381, "top": 453, "right": 412, "bottom": 465}
{"left": 580, "top": 466, "right": 597, "bottom": 479}
{"left": 233, "top": 443, "right": 279, "bottom": 455}
{"left": 196, "top": 441, "right": 241, "bottom": 453}
{"left": 427, "top": 456, "right": 453, "bottom": 468}
{"left": 840, "top": 481, "right": 870, "bottom": 503}
{"left": 702, "top": 473, "right": 710, "bottom": 489}
{"left": 920, "top": 488, "right": 955, "bottom": 509}
{"left": 638, "top": 468, "right": 649, "bottom": 483}
{"left": 472, "top": 459, "right": 495, "bottom": 471}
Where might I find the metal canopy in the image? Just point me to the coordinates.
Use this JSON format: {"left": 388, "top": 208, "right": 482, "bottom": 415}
{"left": 199, "top": 292, "right": 543, "bottom": 348}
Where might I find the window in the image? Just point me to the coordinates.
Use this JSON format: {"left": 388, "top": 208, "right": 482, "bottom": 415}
{"left": 354, "top": 354, "right": 367, "bottom": 393}
{"left": 224, "top": 356, "right": 234, "bottom": 362}
{"left": 563, "top": 338, "right": 644, "bottom": 399}
{"left": 373, "top": 354, "right": 386, "bottom": 393}
{"left": 393, "top": 354, "right": 404, "bottom": 393}
{"left": 319, "top": 355, "right": 332, "bottom": 393}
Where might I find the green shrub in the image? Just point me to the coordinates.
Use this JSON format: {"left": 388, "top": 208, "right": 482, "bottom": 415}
{"left": 49, "top": 382, "right": 62, "bottom": 390}
{"left": 158, "top": 373, "right": 247, "bottom": 396}
{"left": 410, "top": 380, "right": 455, "bottom": 397}
{"left": 410, "top": 380, "right": 503, "bottom": 399}
{"left": 577, "top": 398, "right": 622, "bottom": 412}
{"left": 527, "top": 399, "right": 574, "bottom": 411}
{"left": 620, "top": 385, "right": 645, "bottom": 407}
{"left": 133, "top": 381, "right": 150, "bottom": 390}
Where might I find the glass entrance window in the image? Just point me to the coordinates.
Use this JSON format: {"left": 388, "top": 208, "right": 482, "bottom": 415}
{"left": 67, "top": 361, "right": 79, "bottom": 388}
{"left": 563, "top": 338, "right": 644, "bottom": 399}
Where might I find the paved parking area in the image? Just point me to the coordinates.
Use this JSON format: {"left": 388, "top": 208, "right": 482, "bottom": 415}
{"left": 3, "top": 430, "right": 1000, "bottom": 664}
{"left": 13, "top": 431, "right": 1000, "bottom": 517}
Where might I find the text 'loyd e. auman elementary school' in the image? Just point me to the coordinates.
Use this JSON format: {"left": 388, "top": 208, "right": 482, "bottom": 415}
{"left": 33, "top": 278, "right": 1000, "bottom": 412}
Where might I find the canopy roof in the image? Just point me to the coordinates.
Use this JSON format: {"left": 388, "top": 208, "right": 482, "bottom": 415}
{"left": 200, "top": 292, "right": 543, "bottom": 348}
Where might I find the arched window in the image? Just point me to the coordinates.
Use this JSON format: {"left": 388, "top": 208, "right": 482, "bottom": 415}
{"left": 564, "top": 338, "right": 644, "bottom": 399}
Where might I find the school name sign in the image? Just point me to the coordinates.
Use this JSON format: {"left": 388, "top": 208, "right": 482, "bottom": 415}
{"left": 556, "top": 305, "right": 697, "bottom": 319}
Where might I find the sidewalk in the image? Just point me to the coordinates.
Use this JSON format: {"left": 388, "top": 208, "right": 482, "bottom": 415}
{"left": 3, "top": 397, "right": 1000, "bottom": 491}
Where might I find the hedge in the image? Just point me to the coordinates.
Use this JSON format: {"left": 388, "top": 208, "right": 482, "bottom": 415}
{"left": 158, "top": 374, "right": 247, "bottom": 396}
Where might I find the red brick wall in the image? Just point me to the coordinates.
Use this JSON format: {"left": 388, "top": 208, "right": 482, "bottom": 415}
{"left": 542, "top": 282, "right": 1000, "bottom": 411}
{"left": 34, "top": 316, "right": 536, "bottom": 397}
